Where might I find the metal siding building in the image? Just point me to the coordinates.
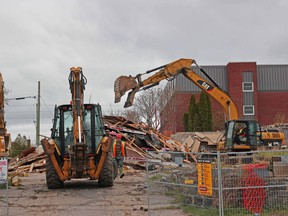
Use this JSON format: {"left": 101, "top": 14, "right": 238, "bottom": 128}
{"left": 160, "top": 63, "right": 288, "bottom": 133}
{"left": 173, "top": 66, "right": 227, "bottom": 92}
{"left": 257, "top": 65, "right": 288, "bottom": 91}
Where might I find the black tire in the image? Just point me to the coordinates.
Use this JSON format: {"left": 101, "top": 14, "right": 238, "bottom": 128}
{"left": 98, "top": 152, "right": 114, "bottom": 187}
{"left": 46, "top": 156, "right": 63, "bottom": 189}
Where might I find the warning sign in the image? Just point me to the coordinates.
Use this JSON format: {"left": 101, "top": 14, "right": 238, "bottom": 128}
{"left": 0, "top": 158, "right": 8, "bottom": 184}
{"left": 197, "top": 159, "right": 212, "bottom": 196}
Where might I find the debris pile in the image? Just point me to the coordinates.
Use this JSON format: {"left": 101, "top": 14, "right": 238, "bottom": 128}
{"left": 171, "top": 131, "right": 225, "bottom": 153}
{"left": 103, "top": 115, "right": 184, "bottom": 159}
{"left": 8, "top": 147, "right": 46, "bottom": 175}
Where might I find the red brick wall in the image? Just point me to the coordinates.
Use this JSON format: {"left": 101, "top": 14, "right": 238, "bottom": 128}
{"left": 258, "top": 92, "right": 288, "bottom": 125}
{"left": 227, "top": 62, "right": 258, "bottom": 119}
{"left": 160, "top": 92, "right": 194, "bottom": 133}
{"left": 160, "top": 92, "right": 226, "bottom": 133}
{"left": 160, "top": 62, "right": 288, "bottom": 133}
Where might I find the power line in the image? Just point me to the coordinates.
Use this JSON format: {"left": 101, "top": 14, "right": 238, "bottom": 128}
{"left": 6, "top": 96, "right": 36, "bottom": 101}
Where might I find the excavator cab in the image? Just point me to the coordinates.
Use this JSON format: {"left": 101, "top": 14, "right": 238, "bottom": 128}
{"left": 225, "top": 120, "right": 261, "bottom": 151}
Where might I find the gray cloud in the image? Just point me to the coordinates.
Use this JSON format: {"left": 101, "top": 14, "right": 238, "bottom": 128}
{"left": 1, "top": 0, "right": 288, "bottom": 141}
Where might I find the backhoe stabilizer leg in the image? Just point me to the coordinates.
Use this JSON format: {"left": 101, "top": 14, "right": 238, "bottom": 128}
{"left": 41, "top": 138, "right": 67, "bottom": 181}
{"left": 89, "top": 136, "right": 112, "bottom": 180}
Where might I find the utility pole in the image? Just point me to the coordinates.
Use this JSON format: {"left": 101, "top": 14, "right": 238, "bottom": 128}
{"left": 36, "top": 81, "right": 40, "bottom": 146}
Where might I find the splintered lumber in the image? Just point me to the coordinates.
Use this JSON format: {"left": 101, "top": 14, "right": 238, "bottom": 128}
{"left": 8, "top": 151, "right": 46, "bottom": 173}
{"left": 29, "top": 163, "right": 35, "bottom": 173}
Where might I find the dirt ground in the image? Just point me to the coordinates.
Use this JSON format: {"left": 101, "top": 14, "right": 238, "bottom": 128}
{"left": 1, "top": 170, "right": 189, "bottom": 216}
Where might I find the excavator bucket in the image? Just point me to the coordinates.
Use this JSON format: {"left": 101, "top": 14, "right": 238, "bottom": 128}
{"left": 114, "top": 75, "right": 138, "bottom": 105}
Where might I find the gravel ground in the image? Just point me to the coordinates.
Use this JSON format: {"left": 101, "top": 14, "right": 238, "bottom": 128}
{"left": 0, "top": 170, "right": 189, "bottom": 216}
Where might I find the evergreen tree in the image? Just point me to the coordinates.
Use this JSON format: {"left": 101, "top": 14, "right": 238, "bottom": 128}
{"left": 192, "top": 112, "right": 202, "bottom": 131}
{"left": 11, "top": 134, "right": 30, "bottom": 158}
{"left": 187, "top": 95, "right": 197, "bottom": 131}
{"left": 205, "top": 93, "right": 213, "bottom": 131}
{"left": 183, "top": 112, "right": 189, "bottom": 132}
{"left": 183, "top": 92, "right": 213, "bottom": 132}
{"left": 198, "top": 92, "right": 208, "bottom": 131}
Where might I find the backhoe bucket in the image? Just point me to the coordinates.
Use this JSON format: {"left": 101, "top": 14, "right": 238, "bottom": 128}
{"left": 114, "top": 76, "right": 138, "bottom": 104}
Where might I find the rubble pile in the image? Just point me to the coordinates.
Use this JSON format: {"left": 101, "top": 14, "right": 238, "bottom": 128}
{"left": 8, "top": 147, "right": 46, "bottom": 174}
{"left": 172, "top": 131, "right": 225, "bottom": 153}
{"left": 7, "top": 116, "right": 225, "bottom": 178}
{"left": 103, "top": 115, "right": 184, "bottom": 158}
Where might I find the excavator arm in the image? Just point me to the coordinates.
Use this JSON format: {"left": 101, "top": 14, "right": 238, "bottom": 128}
{"left": 114, "top": 58, "right": 239, "bottom": 120}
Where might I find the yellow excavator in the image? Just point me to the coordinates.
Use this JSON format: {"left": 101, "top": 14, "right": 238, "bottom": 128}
{"left": 0, "top": 73, "right": 11, "bottom": 157}
{"left": 41, "top": 67, "right": 116, "bottom": 189}
{"left": 114, "top": 58, "right": 262, "bottom": 152}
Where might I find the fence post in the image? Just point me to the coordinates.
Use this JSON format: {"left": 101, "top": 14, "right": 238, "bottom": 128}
{"left": 217, "top": 151, "right": 224, "bottom": 216}
{"left": 146, "top": 150, "right": 150, "bottom": 216}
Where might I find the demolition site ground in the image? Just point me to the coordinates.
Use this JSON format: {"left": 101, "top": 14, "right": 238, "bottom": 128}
{"left": 1, "top": 170, "right": 189, "bottom": 216}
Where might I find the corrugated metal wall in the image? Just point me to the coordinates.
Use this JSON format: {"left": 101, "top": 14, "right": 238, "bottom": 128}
{"left": 174, "top": 66, "right": 227, "bottom": 92}
{"left": 160, "top": 65, "right": 227, "bottom": 111}
{"left": 163, "top": 64, "right": 288, "bottom": 94}
{"left": 257, "top": 65, "right": 288, "bottom": 91}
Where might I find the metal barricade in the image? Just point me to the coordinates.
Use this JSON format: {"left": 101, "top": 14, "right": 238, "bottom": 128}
{"left": 146, "top": 149, "right": 288, "bottom": 216}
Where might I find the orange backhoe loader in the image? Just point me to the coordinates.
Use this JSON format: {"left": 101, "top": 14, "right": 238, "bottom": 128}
{"left": 0, "top": 73, "right": 11, "bottom": 157}
{"left": 41, "top": 67, "right": 116, "bottom": 189}
{"left": 114, "top": 58, "right": 263, "bottom": 152}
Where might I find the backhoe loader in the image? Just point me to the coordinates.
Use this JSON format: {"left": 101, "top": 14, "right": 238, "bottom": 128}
{"left": 114, "top": 58, "right": 262, "bottom": 152}
{"left": 41, "top": 67, "right": 115, "bottom": 189}
{"left": 0, "top": 73, "right": 11, "bottom": 157}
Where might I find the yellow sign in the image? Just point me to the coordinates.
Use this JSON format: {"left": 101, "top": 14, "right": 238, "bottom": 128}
{"left": 184, "top": 179, "right": 194, "bottom": 184}
{"left": 197, "top": 159, "right": 212, "bottom": 196}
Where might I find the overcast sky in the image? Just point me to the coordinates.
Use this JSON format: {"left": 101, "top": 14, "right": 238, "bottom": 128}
{"left": 1, "top": 0, "right": 288, "bottom": 142}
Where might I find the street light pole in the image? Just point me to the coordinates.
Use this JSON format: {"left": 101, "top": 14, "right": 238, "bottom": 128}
{"left": 36, "top": 81, "right": 40, "bottom": 146}
{"left": 6, "top": 81, "right": 41, "bottom": 146}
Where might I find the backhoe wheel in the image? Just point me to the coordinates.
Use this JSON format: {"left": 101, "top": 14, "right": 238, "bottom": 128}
{"left": 98, "top": 152, "right": 114, "bottom": 187}
{"left": 46, "top": 156, "right": 63, "bottom": 189}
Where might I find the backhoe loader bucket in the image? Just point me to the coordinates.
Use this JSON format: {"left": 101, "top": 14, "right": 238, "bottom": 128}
{"left": 114, "top": 75, "right": 138, "bottom": 104}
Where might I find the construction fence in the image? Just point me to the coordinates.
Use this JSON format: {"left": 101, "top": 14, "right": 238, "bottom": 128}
{"left": 146, "top": 150, "right": 288, "bottom": 216}
{"left": 0, "top": 154, "right": 9, "bottom": 216}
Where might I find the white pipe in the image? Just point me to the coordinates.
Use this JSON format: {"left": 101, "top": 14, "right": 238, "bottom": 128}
{"left": 78, "top": 116, "right": 82, "bottom": 143}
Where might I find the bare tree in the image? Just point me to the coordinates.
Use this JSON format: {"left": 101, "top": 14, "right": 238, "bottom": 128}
{"left": 103, "top": 105, "right": 123, "bottom": 116}
{"left": 121, "top": 108, "right": 141, "bottom": 123}
{"left": 131, "top": 88, "right": 163, "bottom": 130}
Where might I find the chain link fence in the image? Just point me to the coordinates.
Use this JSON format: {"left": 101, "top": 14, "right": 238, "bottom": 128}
{"left": 146, "top": 150, "right": 288, "bottom": 216}
{"left": 0, "top": 154, "right": 9, "bottom": 216}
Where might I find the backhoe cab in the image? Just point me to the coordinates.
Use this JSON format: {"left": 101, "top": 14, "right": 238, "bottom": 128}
{"left": 42, "top": 67, "right": 116, "bottom": 189}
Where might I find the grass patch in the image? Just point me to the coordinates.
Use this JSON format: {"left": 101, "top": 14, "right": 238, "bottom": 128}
{"left": 255, "top": 151, "right": 288, "bottom": 162}
{"left": 149, "top": 174, "right": 163, "bottom": 181}
{"left": 154, "top": 205, "right": 181, "bottom": 210}
{"left": 0, "top": 183, "right": 8, "bottom": 189}
{"left": 182, "top": 205, "right": 219, "bottom": 216}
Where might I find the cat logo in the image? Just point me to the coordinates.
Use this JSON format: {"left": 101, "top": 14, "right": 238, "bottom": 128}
{"left": 197, "top": 80, "right": 214, "bottom": 92}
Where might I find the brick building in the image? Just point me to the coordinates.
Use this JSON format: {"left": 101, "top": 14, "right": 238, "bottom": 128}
{"left": 159, "top": 62, "right": 288, "bottom": 134}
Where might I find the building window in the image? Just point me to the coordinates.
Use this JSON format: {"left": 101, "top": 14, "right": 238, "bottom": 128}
{"left": 243, "top": 105, "right": 254, "bottom": 115}
{"left": 242, "top": 82, "right": 254, "bottom": 92}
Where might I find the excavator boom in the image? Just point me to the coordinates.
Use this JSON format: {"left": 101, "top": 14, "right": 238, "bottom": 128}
{"left": 114, "top": 58, "right": 239, "bottom": 120}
